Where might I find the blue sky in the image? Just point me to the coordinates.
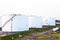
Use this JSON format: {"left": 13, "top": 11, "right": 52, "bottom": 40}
{"left": 0, "top": 0, "right": 60, "bottom": 21}
{"left": 0, "top": 0, "right": 60, "bottom": 31}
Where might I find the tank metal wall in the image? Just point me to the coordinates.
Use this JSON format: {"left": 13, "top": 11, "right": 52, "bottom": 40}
{"left": 2, "top": 15, "right": 29, "bottom": 32}
{"left": 29, "top": 16, "right": 42, "bottom": 28}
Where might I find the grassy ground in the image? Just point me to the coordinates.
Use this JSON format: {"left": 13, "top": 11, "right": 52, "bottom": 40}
{"left": 0, "top": 28, "right": 46, "bottom": 40}
{"left": 51, "top": 33, "right": 60, "bottom": 40}
{"left": 0, "top": 32, "right": 60, "bottom": 40}
{"left": 0, "top": 34, "right": 18, "bottom": 40}
{"left": 0, "top": 27, "right": 60, "bottom": 40}
{"left": 36, "top": 33, "right": 60, "bottom": 40}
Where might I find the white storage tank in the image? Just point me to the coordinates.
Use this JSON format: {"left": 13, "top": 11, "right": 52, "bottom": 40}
{"left": 1, "top": 14, "right": 29, "bottom": 32}
{"left": 47, "top": 18, "right": 55, "bottom": 26}
{"left": 0, "top": 16, "right": 2, "bottom": 27}
{"left": 29, "top": 15, "right": 42, "bottom": 28}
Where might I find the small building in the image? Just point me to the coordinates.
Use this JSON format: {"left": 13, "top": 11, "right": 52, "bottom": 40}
{"left": 0, "top": 27, "right": 2, "bottom": 31}
{"left": 55, "top": 20, "right": 60, "bottom": 24}
{"left": 42, "top": 25, "right": 55, "bottom": 30}
{"left": 29, "top": 27, "right": 40, "bottom": 30}
{"left": 42, "top": 25, "right": 50, "bottom": 30}
{"left": 55, "top": 20, "right": 60, "bottom": 27}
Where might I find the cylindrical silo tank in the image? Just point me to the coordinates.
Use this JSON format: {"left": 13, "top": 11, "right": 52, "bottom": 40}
{"left": 1, "top": 14, "right": 29, "bottom": 32}
{"left": 29, "top": 15, "right": 42, "bottom": 28}
{"left": 0, "top": 16, "right": 2, "bottom": 31}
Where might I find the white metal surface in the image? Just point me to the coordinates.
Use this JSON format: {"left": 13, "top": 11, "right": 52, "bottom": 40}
{"left": 29, "top": 16, "right": 42, "bottom": 28}
{"left": 1, "top": 15, "right": 29, "bottom": 32}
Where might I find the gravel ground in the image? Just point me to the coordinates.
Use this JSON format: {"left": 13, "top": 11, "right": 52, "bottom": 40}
{"left": 20, "top": 36, "right": 58, "bottom": 40}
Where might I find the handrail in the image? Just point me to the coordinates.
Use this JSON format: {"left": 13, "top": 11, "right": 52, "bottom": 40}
{"left": 1, "top": 14, "right": 16, "bottom": 28}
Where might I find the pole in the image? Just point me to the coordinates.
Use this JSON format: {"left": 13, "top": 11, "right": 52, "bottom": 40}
{"left": 11, "top": 18, "right": 12, "bottom": 40}
{"left": 11, "top": 18, "right": 13, "bottom": 40}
